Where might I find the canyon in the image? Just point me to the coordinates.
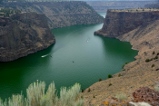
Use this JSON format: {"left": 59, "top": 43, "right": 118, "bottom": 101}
{"left": 3, "top": 1, "right": 103, "bottom": 28}
{"left": 0, "top": 1, "right": 103, "bottom": 62}
{"left": 83, "top": 9, "right": 159, "bottom": 105}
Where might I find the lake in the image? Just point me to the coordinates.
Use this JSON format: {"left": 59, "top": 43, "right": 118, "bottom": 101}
{"left": 0, "top": 13, "right": 137, "bottom": 99}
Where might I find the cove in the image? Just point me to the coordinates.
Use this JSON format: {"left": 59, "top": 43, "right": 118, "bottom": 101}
{"left": 0, "top": 15, "right": 137, "bottom": 99}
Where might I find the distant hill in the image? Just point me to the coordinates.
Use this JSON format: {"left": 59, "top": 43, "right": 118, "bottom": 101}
{"left": 86, "top": 1, "right": 157, "bottom": 12}
{"left": 1, "top": 1, "right": 103, "bottom": 28}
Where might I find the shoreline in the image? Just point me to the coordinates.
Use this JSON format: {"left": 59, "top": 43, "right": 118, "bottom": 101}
{"left": 83, "top": 20, "right": 159, "bottom": 105}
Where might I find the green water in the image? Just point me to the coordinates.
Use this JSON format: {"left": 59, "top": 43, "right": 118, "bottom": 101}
{"left": 0, "top": 14, "right": 137, "bottom": 99}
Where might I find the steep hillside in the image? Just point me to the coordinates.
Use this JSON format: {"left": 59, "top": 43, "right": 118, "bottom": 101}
{"left": 83, "top": 9, "right": 159, "bottom": 105}
{"left": 2, "top": 1, "right": 104, "bottom": 28}
{"left": 0, "top": 13, "right": 55, "bottom": 62}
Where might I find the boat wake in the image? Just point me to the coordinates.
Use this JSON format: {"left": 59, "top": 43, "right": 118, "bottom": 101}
{"left": 41, "top": 54, "right": 49, "bottom": 58}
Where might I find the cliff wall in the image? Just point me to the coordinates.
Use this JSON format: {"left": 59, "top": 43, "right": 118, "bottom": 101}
{"left": 3, "top": 1, "right": 104, "bottom": 28}
{"left": 0, "top": 13, "right": 55, "bottom": 62}
{"left": 83, "top": 9, "right": 159, "bottom": 105}
{"left": 95, "top": 9, "right": 159, "bottom": 37}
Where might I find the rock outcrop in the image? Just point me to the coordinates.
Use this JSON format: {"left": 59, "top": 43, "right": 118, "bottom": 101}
{"left": 83, "top": 9, "right": 159, "bottom": 105}
{"left": 132, "top": 87, "right": 159, "bottom": 106}
{"left": 0, "top": 13, "right": 55, "bottom": 62}
{"left": 95, "top": 9, "right": 159, "bottom": 37}
{"left": 3, "top": 1, "right": 104, "bottom": 28}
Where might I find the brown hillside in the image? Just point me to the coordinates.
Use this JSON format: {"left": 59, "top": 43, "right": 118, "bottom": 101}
{"left": 83, "top": 10, "right": 159, "bottom": 105}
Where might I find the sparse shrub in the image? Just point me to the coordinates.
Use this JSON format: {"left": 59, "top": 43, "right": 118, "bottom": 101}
{"left": 108, "top": 83, "right": 112, "bottom": 86}
{"left": 118, "top": 74, "right": 122, "bottom": 77}
{"left": 154, "top": 85, "right": 159, "bottom": 92}
{"left": 152, "top": 51, "right": 155, "bottom": 55}
{"left": 145, "top": 59, "right": 150, "bottom": 62}
{"left": 156, "top": 68, "right": 159, "bottom": 71}
{"left": 154, "top": 56, "right": 158, "bottom": 60}
{"left": 88, "top": 88, "right": 91, "bottom": 92}
{"left": 115, "top": 93, "right": 127, "bottom": 102}
{"left": 99, "top": 78, "right": 102, "bottom": 82}
{"left": 0, "top": 81, "right": 83, "bottom": 106}
{"left": 157, "top": 53, "right": 159, "bottom": 55}
{"left": 81, "top": 89, "right": 84, "bottom": 93}
{"left": 154, "top": 82, "right": 159, "bottom": 92}
{"left": 151, "top": 64, "right": 155, "bottom": 68}
{"left": 108, "top": 74, "right": 113, "bottom": 78}
{"left": 93, "top": 95, "right": 95, "bottom": 98}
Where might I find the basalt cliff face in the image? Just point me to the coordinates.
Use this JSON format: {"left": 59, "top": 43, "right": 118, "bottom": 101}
{"left": 95, "top": 9, "right": 159, "bottom": 37}
{"left": 3, "top": 1, "right": 104, "bottom": 28}
{"left": 83, "top": 9, "right": 159, "bottom": 105}
{"left": 0, "top": 13, "right": 55, "bottom": 62}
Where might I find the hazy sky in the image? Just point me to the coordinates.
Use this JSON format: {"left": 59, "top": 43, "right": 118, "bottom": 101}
{"left": 84, "top": 0, "right": 157, "bottom": 1}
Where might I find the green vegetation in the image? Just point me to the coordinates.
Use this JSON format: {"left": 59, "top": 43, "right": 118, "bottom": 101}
{"left": 154, "top": 82, "right": 159, "bottom": 92}
{"left": 152, "top": 51, "right": 155, "bottom": 55}
{"left": 108, "top": 83, "right": 112, "bottom": 86}
{"left": 151, "top": 64, "right": 155, "bottom": 68}
{"left": 154, "top": 56, "right": 158, "bottom": 60}
{"left": 118, "top": 74, "right": 122, "bottom": 77}
{"left": 99, "top": 78, "right": 102, "bottom": 82}
{"left": 0, "top": 8, "right": 21, "bottom": 17}
{"left": 0, "top": 81, "right": 83, "bottom": 106}
{"left": 87, "top": 88, "right": 91, "bottom": 92}
{"left": 108, "top": 74, "right": 113, "bottom": 78}
{"left": 145, "top": 58, "right": 151, "bottom": 62}
{"left": 145, "top": 55, "right": 158, "bottom": 62}
{"left": 115, "top": 93, "right": 127, "bottom": 102}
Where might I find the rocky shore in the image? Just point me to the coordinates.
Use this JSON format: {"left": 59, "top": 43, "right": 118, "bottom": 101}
{"left": 83, "top": 9, "right": 159, "bottom": 105}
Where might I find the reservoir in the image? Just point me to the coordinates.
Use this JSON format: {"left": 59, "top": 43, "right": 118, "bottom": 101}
{"left": 0, "top": 13, "right": 137, "bottom": 99}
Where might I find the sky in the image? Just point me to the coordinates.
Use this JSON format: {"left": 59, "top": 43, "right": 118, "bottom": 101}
{"left": 84, "top": 0, "right": 157, "bottom": 1}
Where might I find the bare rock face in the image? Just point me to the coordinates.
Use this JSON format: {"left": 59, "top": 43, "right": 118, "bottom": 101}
{"left": 0, "top": 13, "right": 55, "bottom": 62}
{"left": 132, "top": 87, "right": 159, "bottom": 106}
{"left": 95, "top": 9, "right": 159, "bottom": 37}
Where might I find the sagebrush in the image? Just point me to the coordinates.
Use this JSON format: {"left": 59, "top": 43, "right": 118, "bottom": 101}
{"left": 0, "top": 81, "right": 84, "bottom": 106}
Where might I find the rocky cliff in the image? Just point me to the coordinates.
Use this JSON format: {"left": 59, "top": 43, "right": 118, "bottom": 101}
{"left": 95, "top": 9, "right": 159, "bottom": 37}
{"left": 0, "top": 13, "right": 55, "bottom": 62}
{"left": 83, "top": 9, "right": 159, "bottom": 105}
{"left": 3, "top": 1, "right": 103, "bottom": 28}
